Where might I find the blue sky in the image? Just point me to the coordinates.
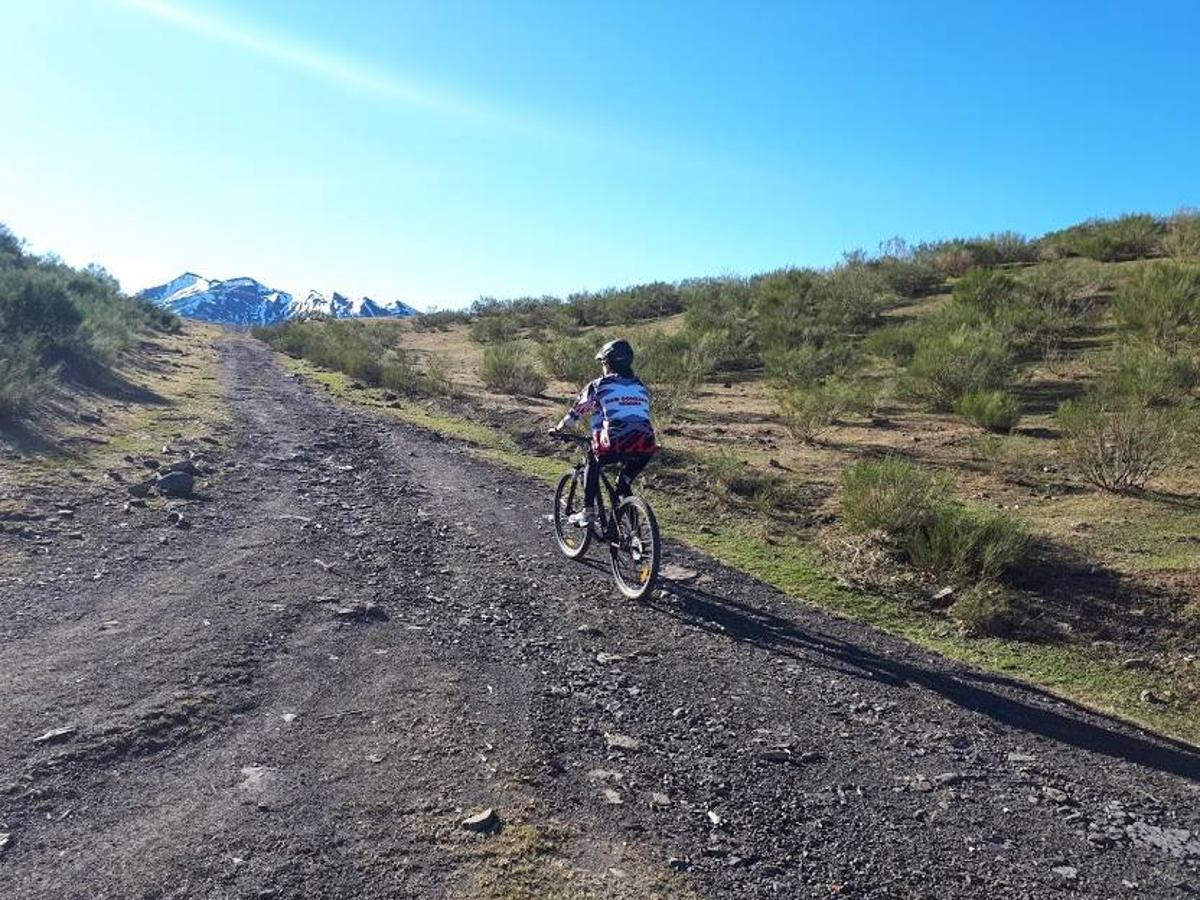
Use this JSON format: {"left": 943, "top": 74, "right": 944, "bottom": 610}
{"left": 2, "top": 0, "right": 1198, "bottom": 309}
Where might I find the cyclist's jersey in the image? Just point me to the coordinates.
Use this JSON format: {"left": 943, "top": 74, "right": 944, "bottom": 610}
{"left": 559, "top": 374, "right": 658, "bottom": 455}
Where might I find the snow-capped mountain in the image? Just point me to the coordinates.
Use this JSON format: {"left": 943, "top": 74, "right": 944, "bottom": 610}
{"left": 140, "top": 274, "right": 417, "bottom": 325}
{"left": 290, "top": 290, "right": 418, "bottom": 319}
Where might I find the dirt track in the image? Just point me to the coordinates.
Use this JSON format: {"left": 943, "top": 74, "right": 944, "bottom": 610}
{"left": 2, "top": 333, "right": 1199, "bottom": 899}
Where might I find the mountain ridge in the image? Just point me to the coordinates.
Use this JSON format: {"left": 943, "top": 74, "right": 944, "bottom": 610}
{"left": 140, "top": 273, "right": 417, "bottom": 325}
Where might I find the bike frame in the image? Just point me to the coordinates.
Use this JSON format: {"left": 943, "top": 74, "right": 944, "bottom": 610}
{"left": 572, "top": 448, "right": 626, "bottom": 543}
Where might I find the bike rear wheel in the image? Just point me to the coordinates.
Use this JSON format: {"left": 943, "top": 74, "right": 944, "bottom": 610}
{"left": 553, "top": 470, "right": 591, "bottom": 558}
{"left": 609, "top": 495, "right": 660, "bottom": 600}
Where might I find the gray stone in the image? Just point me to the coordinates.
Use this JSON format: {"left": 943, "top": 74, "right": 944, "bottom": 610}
{"left": 462, "top": 808, "right": 499, "bottom": 832}
{"left": 155, "top": 471, "right": 194, "bottom": 497}
{"left": 604, "top": 732, "right": 642, "bottom": 752}
{"left": 1041, "top": 786, "right": 1072, "bottom": 805}
{"left": 33, "top": 725, "right": 77, "bottom": 745}
{"left": 660, "top": 563, "right": 699, "bottom": 582}
{"left": 759, "top": 749, "right": 793, "bottom": 763}
{"left": 127, "top": 481, "right": 153, "bottom": 498}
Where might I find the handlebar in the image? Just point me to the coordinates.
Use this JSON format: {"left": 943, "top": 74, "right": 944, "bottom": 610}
{"left": 549, "top": 430, "right": 591, "bottom": 445}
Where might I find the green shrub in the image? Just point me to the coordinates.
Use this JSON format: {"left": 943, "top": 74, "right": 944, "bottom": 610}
{"left": 681, "top": 278, "right": 758, "bottom": 369}
{"left": 470, "top": 314, "right": 519, "bottom": 344}
{"left": 840, "top": 457, "right": 1028, "bottom": 581}
{"left": 822, "top": 259, "right": 894, "bottom": 330}
{"left": 877, "top": 258, "right": 944, "bottom": 298}
{"left": 839, "top": 457, "right": 948, "bottom": 536}
{"left": 927, "top": 244, "right": 978, "bottom": 277}
{"left": 992, "top": 301, "right": 1078, "bottom": 361}
{"left": 1018, "top": 260, "right": 1106, "bottom": 317}
{"left": 1161, "top": 209, "right": 1200, "bottom": 259}
{"left": 565, "top": 281, "right": 685, "bottom": 325}
{"left": 753, "top": 268, "right": 830, "bottom": 351}
{"left": 1057, "top": 395, "right": 1180, "bottom": 491}
{"left": 957, "top": 389, "right": 1022, "bottom": 433}
{"left": 378, "top": 348, "right": 420, "bottom": 394}
{"left": 0, "top": 334, "right": 52, "bottom": 417}
{"left": 906, "top": 503, "right": 1028, "bottom": 581}
{"left": 968, "top": 231, "right": 1039, "bottom": 266}
{"left": 764, "top": 340, "right": 856, "bottom": 388}
{"left": 864, "top": 323, "right": 922, "bottom": 366}
{"left": 777, "top": 379, "right": 867, "bottom": 443}
{"left": 0, "top": 268, "right": 85, "bottom": 356}
{"left": 1102, "top": 344, "right": 1198, "bottom": 406}
{"left": 479, "top": 343, "right": 546, "bottom": 396}
{"left": 951, "top": 584, "right": 1024, "bottom": 637}
{"left": 952, "top": 268, "right": 1025, "bottom": 315}
{"left": 753, "top": 264, "right": 889, "bottom": 359}
{"left": 904, "top": 325, "right": 1016, "bottom": 411}
{"left": 637, "top": 330, "right": 714, "bottom": 422}
{"left": 1043, "top": 214, "right": 1163, "bottom": 262}
{"left": 537, "top": 336, "right": 597, "bottom": 384}
{"left": 412, "top": 309, "right": 469, "bottom": 331}
{"left": 0, "top": 228, "right": 176, "bottom": 418}
{"left": 912, "top": 233, "right": 1036, "bottom": 277}
{"left": 421, "top": 352, "right": 457, "bottom": 397}
{"left": 1113, "top": 261, "right": 1200, "bottom": 349}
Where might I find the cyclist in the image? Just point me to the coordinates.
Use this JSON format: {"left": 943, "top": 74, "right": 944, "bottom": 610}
{"left": 549, "top": 338, "right": 657, "bottom": 528}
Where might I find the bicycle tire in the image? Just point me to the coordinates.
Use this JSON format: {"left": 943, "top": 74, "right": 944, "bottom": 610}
{"left": 553, "top": 470, "right": 591, "bottom": 558}
{"left": 609, "top": 495, "right": 660, "bottom": 600}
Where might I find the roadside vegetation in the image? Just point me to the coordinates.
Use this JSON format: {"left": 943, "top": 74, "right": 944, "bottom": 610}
{"left": 256, "top": 209, "right": 1200, "bottom": 742}
{"left": 0, "top": 223, "right": 180, "bottom": 419}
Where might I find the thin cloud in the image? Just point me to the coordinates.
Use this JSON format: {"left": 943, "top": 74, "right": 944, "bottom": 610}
{"left": 118, "top": 0, "right": 550, "bottom": 137}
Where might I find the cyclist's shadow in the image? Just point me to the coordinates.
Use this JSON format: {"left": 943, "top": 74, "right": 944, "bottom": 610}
{"left": 629, "top": 572, "right": 1200, "bottom": 783}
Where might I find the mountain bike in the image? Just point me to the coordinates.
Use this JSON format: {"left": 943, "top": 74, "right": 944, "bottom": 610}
{"left": 551, "top": 433, "right": 661, "bottom": 600}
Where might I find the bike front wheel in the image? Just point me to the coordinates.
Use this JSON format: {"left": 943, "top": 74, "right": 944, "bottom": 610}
{"left": 553, "top": 470, "right": 591, "bottom": 558}
{"left": 609, "top": 495, "right": 660, "bottom": 600}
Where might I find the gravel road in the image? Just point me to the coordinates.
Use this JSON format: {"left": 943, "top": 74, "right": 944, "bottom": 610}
{"left": 2, "top": 333, "right": 1199, "bottom": 899}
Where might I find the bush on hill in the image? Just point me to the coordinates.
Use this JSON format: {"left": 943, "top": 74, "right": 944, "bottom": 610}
{"left": 537, "top": 336, "right": 598, "bottom": 384}
{"left": 1112, "top": 261, "right": 1200, "bottom": 350}
{"left": 1057, "top": 394, "right": 1182, "bottom": 492}
{"left": 1161, "top": 209, "right": 1200, "bottom": 259}
{"left": 1102, "top": 344, "right": 1198, "bottom": 407}
{"left": 957, "top": 389, "right": 1022, "bottom": 433}
{"left": 1042, "top": 214, "right": 1163, "bottom": 262}
{"left": 479, "top": 343, "right": 546, "bottom": 396}
{"left": 777, "top": 379, "right": 867, "bottom": 443}
{"left": 0, "top": 224, "right": 180, "bottom": 417}
{"left": 903, "top": 325, "right": 1016, "bottom": 411}
{"left": 839, "top": 457, "right": 1028, "bottom": 581}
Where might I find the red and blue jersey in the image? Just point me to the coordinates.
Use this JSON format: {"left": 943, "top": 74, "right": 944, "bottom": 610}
{"left": 558, "top": 374, "right": 658, "bottom": 455}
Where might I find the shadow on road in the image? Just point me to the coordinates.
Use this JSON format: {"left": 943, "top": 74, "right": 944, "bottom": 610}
{"left": 636, "top": 574, "right": 1200, "bottom": 782}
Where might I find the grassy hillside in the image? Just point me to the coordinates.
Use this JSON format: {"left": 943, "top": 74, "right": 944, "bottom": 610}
{"left": 0, "top": 223, "right": 181, "bottom": 420}
{"left": 0, "top": 224, "right": 228, "bottom": 569}
{"left": 257, "top": 210, "right": 1200, "bottom": 741}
